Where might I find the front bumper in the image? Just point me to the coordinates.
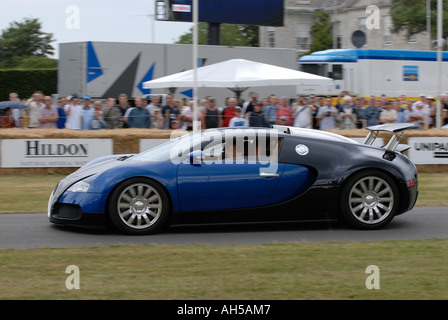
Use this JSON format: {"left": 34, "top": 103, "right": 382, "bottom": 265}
{"left": 48, "top": 184, "right": 109, "bottom": 227}
{"left": 49, "top": 204, "right": 108, "bottom": 227}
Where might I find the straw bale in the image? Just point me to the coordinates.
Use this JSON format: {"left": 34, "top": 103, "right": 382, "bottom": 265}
{"left": 1, "top": 128, "right": 448, "bottom": 175}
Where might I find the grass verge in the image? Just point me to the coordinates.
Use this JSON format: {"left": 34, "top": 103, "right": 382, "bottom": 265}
{"left": 0, "top": 174, "right": 447, "bottom": 300}
{"left": 0, "top": 239, "right": 447, "bottom": 300}
{"left": 0, "top": 175, "right": 65, "bottom": 213}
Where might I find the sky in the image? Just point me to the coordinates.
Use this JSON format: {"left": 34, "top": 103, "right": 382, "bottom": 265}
{"left": 0, "top": 0, "right": 194, "bottom": 58}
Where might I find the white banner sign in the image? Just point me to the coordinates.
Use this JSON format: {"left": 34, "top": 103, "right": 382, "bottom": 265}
{"left": 172, "top": 4, "right": 191, "bottom": 12}
{"left": 1, "top": 139, "right": 113, "bottom": 168}
{"left": 408, "top": 137, "right": 448, "bottom": 164}
{"left": 139, "top": 139, "right": 169, "bottom": 153}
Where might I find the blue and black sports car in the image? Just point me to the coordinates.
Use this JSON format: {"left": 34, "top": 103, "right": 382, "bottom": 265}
{"left": 48, "top": 124, "right": 418, "bottom": 234}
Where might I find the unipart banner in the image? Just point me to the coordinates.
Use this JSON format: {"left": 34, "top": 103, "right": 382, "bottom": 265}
{"left": 1, "top": 139, "right": 113, "bottom": 168}
{"left": 408, "top": 137, "right": 448, "bottom": 164}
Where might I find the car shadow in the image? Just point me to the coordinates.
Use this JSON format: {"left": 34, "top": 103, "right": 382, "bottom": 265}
{"left": 168, "top": 220, "right": 345, "bottom": 234}
{"left": 49, "top": 216, "right": 412, "bottom": 237}
{"left": 50, "top": 223, "right": 112, "bottom": 235}
{"left": 50, "top": 219, "right": 344, "bottom": 235}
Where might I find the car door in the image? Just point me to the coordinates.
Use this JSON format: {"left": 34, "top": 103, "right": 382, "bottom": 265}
{"left": 177, "top": 135, "right": 285, "bottom": 212}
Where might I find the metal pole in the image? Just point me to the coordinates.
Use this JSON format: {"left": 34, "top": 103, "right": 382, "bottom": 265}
{"left": 427, "top": 0, "right": 431, "bottom": 50}
{"left": 152, "top": 14, "right": 155, "bottom": 43}
{"left": 436, "top": 0, "right": 442, "bottom": 129}
{"left": 192, "top": 0, "right": 199, "bottom": 132}
{"left": 333, "top": 0, "right": 336, "bottom": 49}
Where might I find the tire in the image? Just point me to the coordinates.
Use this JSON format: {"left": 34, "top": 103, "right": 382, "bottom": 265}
{"left": 340, "top": 170, "right": 399, "bottom": 230}
{"left": 109, "top": 178, "right": 170, "bottom": 235}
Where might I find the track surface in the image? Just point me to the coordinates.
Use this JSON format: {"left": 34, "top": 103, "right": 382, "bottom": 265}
{"left": 0, "top": 207, "right": 447, "bottom": 249}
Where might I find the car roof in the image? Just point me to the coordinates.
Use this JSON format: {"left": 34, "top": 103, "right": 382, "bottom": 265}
{"left": 203, "top": 126, "right": 359, "bottom": 145}
{"left": 279, "top": 126, "right": 359, "bottom": 144}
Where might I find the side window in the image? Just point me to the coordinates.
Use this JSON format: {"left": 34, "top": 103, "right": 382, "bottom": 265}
{"left": 253, "top": 137, "right": 279, "bottom": 163}
{"left": 332, "top": 64, "right": 343, "bottom": 80}
{"left": 202, "top": 137, "right": 280, "bottom": 163}
{"left": 223, "top": 138, "right": 247, "bottom": 162}
{"left": 202, "top": 138, "right": 250, "bottom": 163}
{"left": 202, "top": 142, "right": 225, "bottom": 162}
{"left": 300, "top": 63, "right": 328, "bottom": 78}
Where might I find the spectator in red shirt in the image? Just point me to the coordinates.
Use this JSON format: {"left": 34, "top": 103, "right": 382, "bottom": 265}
{"left": 275, "top": 96, "right": 293, "bottom": 126}
{"left": 222, "top": 97, "right": 239, "bottom": 127}
{"left": 0, "top": 108, "right": 16, "bottom": 128}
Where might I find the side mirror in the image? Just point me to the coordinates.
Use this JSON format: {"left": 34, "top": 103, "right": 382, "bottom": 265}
{"left": 188, "top": 150, "right": 203, "bottom": 166}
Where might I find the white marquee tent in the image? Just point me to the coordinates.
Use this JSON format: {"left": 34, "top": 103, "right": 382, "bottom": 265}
{"left": 143, "top": 58, "right": 333, "bottom": 131}
{"left": 143, "top": 58, "right": 333, "bottom": 90}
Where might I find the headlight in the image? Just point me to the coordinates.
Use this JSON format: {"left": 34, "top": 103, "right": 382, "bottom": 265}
{"left": 67, "top": 181, "right": 90, "bottom": 193}
{"left": 48, "top": 183, "right": 60, "bottom": 217}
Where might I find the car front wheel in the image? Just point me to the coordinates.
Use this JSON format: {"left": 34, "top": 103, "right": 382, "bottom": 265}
{"left": 109, "top": 178, "right": 169, "bottom": 235}
{"left": 340, "top": 170, "right": 399, "bottom": 230}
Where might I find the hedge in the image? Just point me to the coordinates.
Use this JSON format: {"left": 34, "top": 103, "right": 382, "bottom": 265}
{"left": 0, "top": 69, "right": 57, "bottom": 101}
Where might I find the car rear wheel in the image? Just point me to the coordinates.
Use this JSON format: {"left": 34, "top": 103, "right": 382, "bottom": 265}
{"left": 340, "top": 170, "right": 399, "bottom": 230}
{"left": 109, "top": 178, "right": 169, "bottom": 235}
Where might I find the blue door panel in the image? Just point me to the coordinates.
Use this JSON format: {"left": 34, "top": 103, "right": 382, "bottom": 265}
{"left": 177, "top": 163, "right": 286, "bottom": 211}
{"left": 270, "top": 164, "right": 314, "bottom": 204}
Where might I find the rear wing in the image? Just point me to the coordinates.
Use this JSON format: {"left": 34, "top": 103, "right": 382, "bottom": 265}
{"left": 364, "top": 123, "right": 414, "bottom": 152}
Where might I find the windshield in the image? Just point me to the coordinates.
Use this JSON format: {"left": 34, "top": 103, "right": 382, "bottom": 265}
{"left": 132, "top": 132, "right": 201, "bottom": 162}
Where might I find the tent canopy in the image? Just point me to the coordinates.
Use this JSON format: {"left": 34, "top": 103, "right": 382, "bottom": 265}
{"left": 143, "top": 58, "right": 333, "bottom": 89}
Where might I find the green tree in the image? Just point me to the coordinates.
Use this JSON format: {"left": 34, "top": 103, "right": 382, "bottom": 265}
{"left": 14, "top": 56, "right": 58, "bottom": 69}
{"left": 308, "top": 10, "right": 333, "bottom": 54}
{"left": 176, "top": 23, "right": 259, "bottom": 47}
{"left": 390, "top": 0, "right": 448, "bottom": 39}
{"left": 235, "top": 25, "right": 259, "bottom": 47}
{"left": 0, "top": 17, "right": 55, "bottom": 68}
{"left": 176, "top": 22, "right": 208, "bottom": 44}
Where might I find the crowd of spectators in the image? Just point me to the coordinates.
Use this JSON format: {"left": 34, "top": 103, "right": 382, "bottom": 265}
{"left": 2, "top": 90, "right": 448, "bottom": 130}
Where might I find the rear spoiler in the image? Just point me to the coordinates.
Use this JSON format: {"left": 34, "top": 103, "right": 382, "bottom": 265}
{"left": 364, "top": 123, "right": 414, "bottom": 152}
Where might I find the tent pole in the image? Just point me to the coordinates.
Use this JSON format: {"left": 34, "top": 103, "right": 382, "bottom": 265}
{"left": 192, "top": 0, "right": 199, "bottom": 132}
{"left": 436, "top": 0, "right": 443, "bottom": 129}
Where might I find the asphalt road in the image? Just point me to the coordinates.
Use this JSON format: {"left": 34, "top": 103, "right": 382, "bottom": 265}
{"left": 0, "top": 207, "right": 447, "bottom": 249}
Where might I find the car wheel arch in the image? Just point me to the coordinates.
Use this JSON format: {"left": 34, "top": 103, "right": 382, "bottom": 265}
{"left": 341, "top": 167, "right": 401, "bottom": 188}
{"left": 338, "top": 167, "right": 402, "bottom": 229}
{"left": 105, "top": 176, "right": 174, "bottom": 220}
{"left": 340, "top": 167, "right": 407, "bottom": 202}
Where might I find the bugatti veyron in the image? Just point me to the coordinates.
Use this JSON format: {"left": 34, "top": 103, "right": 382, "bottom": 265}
{"left": 48, "top": 123, "right": 418, "bottom": 234}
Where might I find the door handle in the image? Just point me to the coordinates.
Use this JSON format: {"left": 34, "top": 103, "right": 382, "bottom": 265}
{"left": 260, "top": 172, "right": 279, "bottom": 178}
